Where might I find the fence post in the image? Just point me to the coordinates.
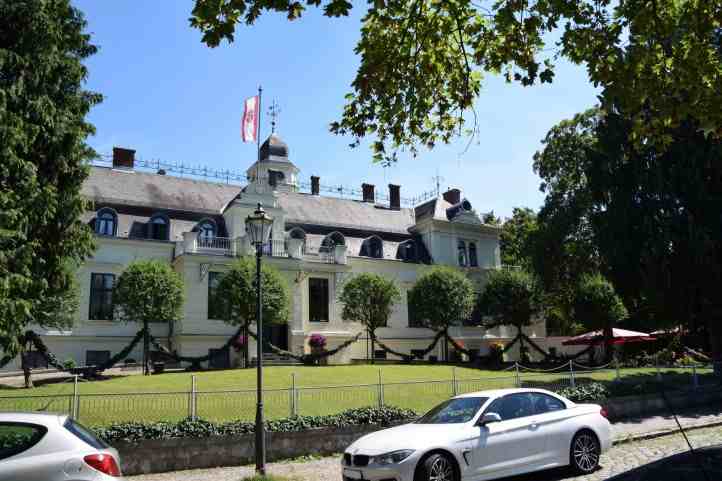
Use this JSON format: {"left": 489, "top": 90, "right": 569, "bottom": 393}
{"left": 290, "top": 373, "right": 298, "bottom": 416}
{"left": 569, "top": 361, "right": 576, "bottom": 388}
{"left": 190, "top": 375, "right": 197, "bottom": 421}
{"left": 452, "top": 367, "right": 458, "bottom": 396}
{"left": 692, "top": 364, "right": 699, "bottom": 390}
{"left": 514, "top": 362, "right": 521, "bottom": 388}
{"left": 72, "top": 375, "right": 79, "bottom": 420}
{"left": 378, "top": 369, "right": 384, "bottom": 408}
{"left": 656, "top": 354, "right": 662, "bottom": 382}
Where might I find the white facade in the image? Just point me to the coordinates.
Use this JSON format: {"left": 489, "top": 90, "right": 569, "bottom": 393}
{"left": 4, "top": 137, "right": 554, "bottom": 371}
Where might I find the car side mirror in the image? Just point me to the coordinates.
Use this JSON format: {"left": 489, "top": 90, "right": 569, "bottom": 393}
{"left": 478, "top": 412, "right": 502, "bottom": 426}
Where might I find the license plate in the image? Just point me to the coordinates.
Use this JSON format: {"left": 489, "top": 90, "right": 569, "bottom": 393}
{"left": 343, "top": 468, "right": 363, "bottom": 480}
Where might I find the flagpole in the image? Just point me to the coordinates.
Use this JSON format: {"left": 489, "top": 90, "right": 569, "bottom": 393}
{"left": 256, "top": 85, "right": 262, "bottom": 184}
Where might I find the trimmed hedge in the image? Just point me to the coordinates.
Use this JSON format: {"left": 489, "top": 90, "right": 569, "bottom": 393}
{"left": 94, "top": 406, "right": 418, "bottom": 443}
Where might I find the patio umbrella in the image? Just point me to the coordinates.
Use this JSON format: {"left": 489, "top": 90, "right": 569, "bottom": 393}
{"left": 562, "top": 328, "right": 656, "bottom": 346}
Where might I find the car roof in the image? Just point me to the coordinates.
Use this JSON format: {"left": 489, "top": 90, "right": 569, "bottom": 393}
{"left": 0, "top": 412, "right": 67, "bottom": 427}
{"left": 454, "top": 388, "right": 561, "bottom": 399}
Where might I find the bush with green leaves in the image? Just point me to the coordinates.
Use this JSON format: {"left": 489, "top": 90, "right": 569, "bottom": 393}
{"left": 556, "top": 383, "right": 610, "bottom": 403}
{"left": 408, "top": 267, "right": 475, "bottom": 332}
{"left": 94, "top": 406, "right": 417, "bottom": 443}
{"left": 62, "top": 358, "right": 77, "bottom": 370}
{"left": 113, "top": 260, "right": 184, "bottom": 325}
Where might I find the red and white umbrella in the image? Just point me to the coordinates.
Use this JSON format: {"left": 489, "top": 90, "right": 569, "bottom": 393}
{"left": 562, "top": 328, "right": 656, "bottom": 346}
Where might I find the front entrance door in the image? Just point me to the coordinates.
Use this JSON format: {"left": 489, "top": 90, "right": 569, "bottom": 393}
{"left": 208, "top": 347, "right": 230, "bottom": 369}
{"left": 262, "top": 324, "right": 288, "bottom": 350}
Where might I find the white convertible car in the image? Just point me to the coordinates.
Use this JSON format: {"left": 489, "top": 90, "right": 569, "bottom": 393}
{"left": 342, "top": 388, "right": 611, "bottom": 481}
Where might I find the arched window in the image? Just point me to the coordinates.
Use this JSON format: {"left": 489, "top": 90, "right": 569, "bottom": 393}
{"left": 360, "top": 236, "right": 384, "bottom": 258}
{"left": 458, "top": 240, "right": 467, "bottom": 267}
{"left": 198, "top": 219, "right": 216, "bottom": 240}
{"left": 469, "top": 242, "right": 478, "bottom": 267}
{"left": 321, "top": 231, "right": 345, "bottom": 252}
{"left": 396, "top": 239, "right": 416, "bottom": 262}
{"left": 287, "top": 227, "right": 307, "bottom": 254}
{"left": 148, "top": 214, "right": 169, "bottom": 241}
{"left": 95, "top": 208, "right": 117, "bottom": 236}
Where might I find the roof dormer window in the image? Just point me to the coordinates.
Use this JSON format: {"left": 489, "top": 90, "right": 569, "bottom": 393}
{"left": 360, "top": 235, "right": 384, "bottom": 259}
{"left": 148, "top": 214, "right": 169, "bottom": 241}
{"left": 95, "top": 208, "right": 117, "bottom": 237}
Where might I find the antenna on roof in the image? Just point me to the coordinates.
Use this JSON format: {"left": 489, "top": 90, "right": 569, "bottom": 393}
{"left": 268, "top": 99, "right": 281, "bottom": 134}
{"left": 432, "top": 170, "right": 444, "bottom": 196}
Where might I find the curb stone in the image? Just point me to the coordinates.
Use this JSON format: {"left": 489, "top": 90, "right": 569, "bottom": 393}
{"left": 612, "top": 418, "right": 722, "bottom": 445}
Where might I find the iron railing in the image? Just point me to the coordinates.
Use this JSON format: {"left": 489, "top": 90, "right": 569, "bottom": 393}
{"left": 0, "top": 364, "right": 715, "bottom": 427}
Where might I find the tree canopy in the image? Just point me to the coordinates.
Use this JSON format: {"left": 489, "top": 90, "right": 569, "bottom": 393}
{"left": 191, "top": 0, "right": 722, "bottom": 160}
{"left": 479, "top": 269, "right": 539, "bottom": 333}
{"left": 113, "top": 260, "right": 185, "bottom": 325}
{"left": 215, "top": 257, "right": 290, "bottom": 329}
{"left": 408, "top": 266, "right": 475, "bottom": 331}
{"left": 573, "top": 273, "right": 627, "bottom": 360}
{"left": 499, "top": 207, "right": 537, "bottom": 269}
{"left": 0, "top": 0, "right": 100, "bottom": 356}
{"left": 339, "top": 273, "right": 400, "bottom": 332}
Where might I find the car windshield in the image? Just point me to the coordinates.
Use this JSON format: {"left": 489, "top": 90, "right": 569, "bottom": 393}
{"left": 416, "top": 397, "right": 488, "bottom": 424}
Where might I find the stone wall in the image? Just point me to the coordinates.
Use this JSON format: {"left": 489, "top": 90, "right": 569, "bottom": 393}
{"left": 117, "top": 423, "right": 392, "bottom": 476}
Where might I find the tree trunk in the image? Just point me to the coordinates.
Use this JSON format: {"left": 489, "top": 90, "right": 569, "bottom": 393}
{"left": 709, "top": 317, "right": 722, "bottom": 378}
{"left": 518, "top": 328, "right": 527, "bottom": 364}
{"left": 21, "top": 348, "right": 33, "bottom": 389}
{"left": 143, "top": 320, "right": 150, "bottom": 375}
{"left": 243, "top": 325, "right": 249, "bottom": 368}
{"left": 370, "top": 329, "right": 375, "bottom": 365}
{"left": 603, "top": 325, "right": 614, "bottom": 364}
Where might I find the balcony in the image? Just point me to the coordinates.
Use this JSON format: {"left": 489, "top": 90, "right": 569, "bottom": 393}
{"left": 177, "top": 232, "right": 348, "bottom": 264}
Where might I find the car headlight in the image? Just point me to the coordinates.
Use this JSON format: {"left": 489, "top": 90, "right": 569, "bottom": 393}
{"left": 373, "top": 449, "right": 415, "bottom": 465}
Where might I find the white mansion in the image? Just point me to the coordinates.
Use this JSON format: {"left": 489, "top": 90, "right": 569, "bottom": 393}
{"left": 9, "top": 134, "right": 561, "bottom": 370}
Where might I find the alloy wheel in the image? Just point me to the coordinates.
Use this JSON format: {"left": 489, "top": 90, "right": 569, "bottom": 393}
{"left": 429, "top": 456, "right": 454, "bottom": 481}
{"left": 573, "top": 432, "right": 600, "bottom": 473}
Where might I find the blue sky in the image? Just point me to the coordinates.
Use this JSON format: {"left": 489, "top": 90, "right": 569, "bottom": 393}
{"left": 75, "top": 1, "right": 599, "bottom": 218}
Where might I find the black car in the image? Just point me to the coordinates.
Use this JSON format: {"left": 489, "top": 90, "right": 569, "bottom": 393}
{"left": 606, "top": 445, "right": 722, "bottom": 481}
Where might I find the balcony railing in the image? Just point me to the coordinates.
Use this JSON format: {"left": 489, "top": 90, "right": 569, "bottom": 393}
{"left": 179, "top": 234, "right": 346, "bottom": 263}
{"left": 196, "top": 236, "right": 233, "bottom": 251}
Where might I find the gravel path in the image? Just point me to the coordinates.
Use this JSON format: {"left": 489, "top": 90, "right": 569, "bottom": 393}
{"left": 128, "top": 424, "right": 722, "bottom": 481}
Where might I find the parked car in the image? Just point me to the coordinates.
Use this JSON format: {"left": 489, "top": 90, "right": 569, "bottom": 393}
{"left": 0, "top": 412, "right": 123, "bottom": 480}
{"left": 606, "top": 445, "right": 722, "bottom": 481}
{"left": 342, "top": 388, "right": 611, "bottom": 481}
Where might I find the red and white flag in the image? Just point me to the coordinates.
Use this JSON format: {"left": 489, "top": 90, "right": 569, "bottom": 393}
{"left": 241, "top": 96, "right": 259, "bottom": 142}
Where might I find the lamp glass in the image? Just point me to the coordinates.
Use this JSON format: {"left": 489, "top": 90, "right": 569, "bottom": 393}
{"left": 245, "top": 204, "right": 274, "bottom": 246}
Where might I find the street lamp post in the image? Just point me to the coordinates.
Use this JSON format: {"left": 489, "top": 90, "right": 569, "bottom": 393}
{"left": 245, "top": 203, "right": 274, "bottom": 476}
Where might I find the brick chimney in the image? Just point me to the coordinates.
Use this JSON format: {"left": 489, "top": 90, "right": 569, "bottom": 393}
{"left": 311, "top": 176, "right": 320, "bottom": 195}
{"left": 362, "top": 183, "right": 375, "bottom": 202}
{"left": 112, "top": 147, "right": 135, "bottom": 169}
{"left": 389, "top": 184, "right": 400, "bottom": 210}
{"left": 442, "top": 188, "right": 461, "bottom": 205}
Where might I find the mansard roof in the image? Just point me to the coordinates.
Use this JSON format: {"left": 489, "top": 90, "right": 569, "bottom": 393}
{"left": 276, "top": 192, "right": 414, "bottom": 235}
{"left": 82, "top": 166, "right": 240, "bottom": 215}
{"left": 83, "top": 166, "right": 416, "bottom": 236}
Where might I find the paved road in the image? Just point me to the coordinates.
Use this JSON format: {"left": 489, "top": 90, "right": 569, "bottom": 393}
{"left": 128, "top": 424, "right": 722, "bottom": 481}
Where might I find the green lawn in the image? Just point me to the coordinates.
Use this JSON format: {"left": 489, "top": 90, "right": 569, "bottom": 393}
{"left": 0, "top": 365, "right": 711, "bottom": 426}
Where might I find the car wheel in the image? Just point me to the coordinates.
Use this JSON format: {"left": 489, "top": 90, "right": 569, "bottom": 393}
{"left": 570, "top": 430, "right": 601, "bottom": 474}
{"left": 417, "top": 453, "right": 457, "bottom": 481}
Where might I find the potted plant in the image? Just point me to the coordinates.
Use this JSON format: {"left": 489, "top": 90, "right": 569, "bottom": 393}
{"left": 308, "top": 334, "right": 328, "bottom": 365}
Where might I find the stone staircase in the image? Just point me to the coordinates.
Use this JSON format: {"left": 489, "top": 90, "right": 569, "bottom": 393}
{"left": 250, "top": 352, "right": 302, "bottom": 366}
